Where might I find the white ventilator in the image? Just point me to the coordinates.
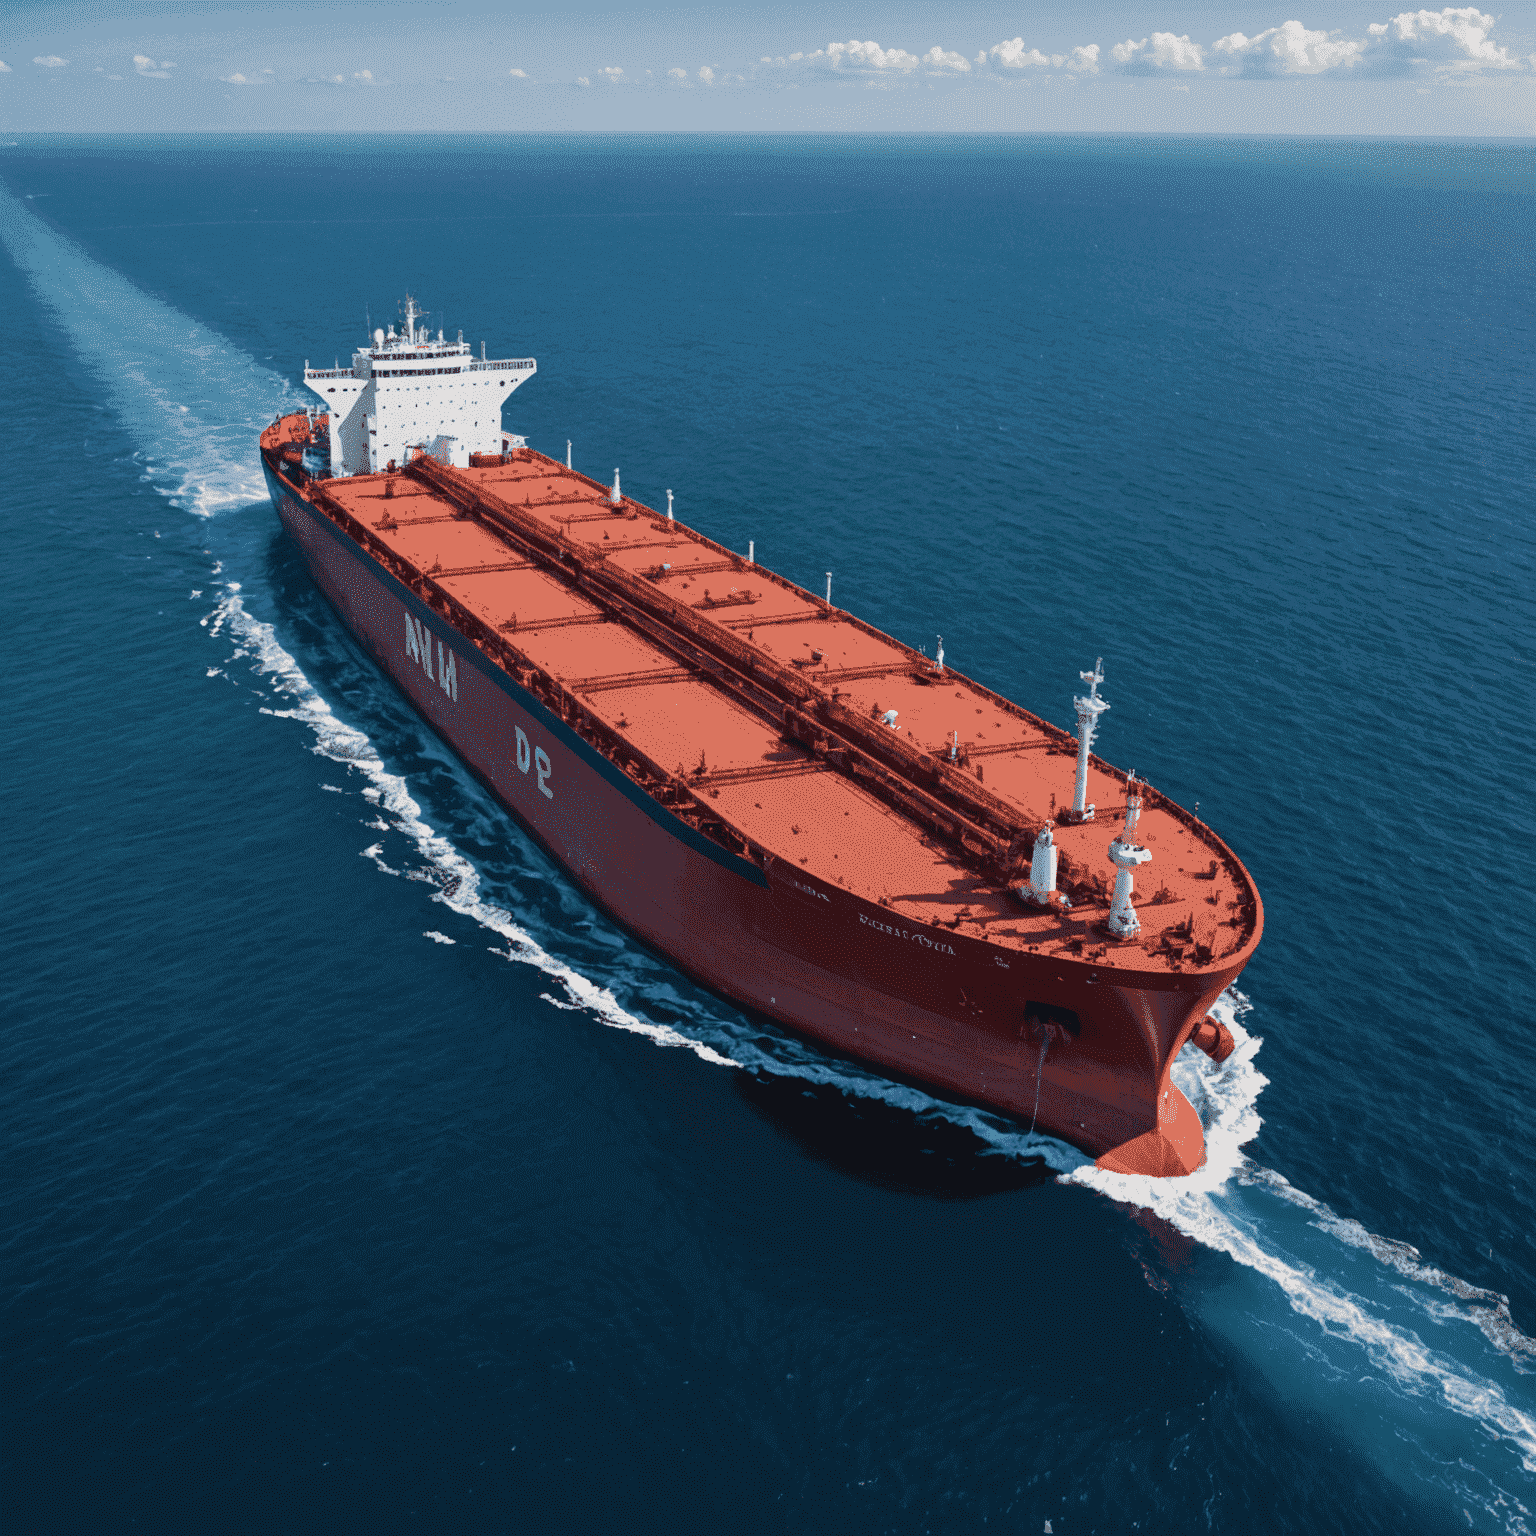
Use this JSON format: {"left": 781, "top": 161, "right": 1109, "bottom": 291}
{"left": 935, "top": 636, "right": 945, "bottom": 673}
{"left": 667, "top": 490, "right": 674, "bottom": 522}
{"left": 610, "top": 469, "right": 622, "bottom": 506}
{"left": 1106, "top": 777, "right": 1151, "bottom": 937}
{"left": 1070, "top": 658, "right": 1108, "bottom": 821}
{"left": 1023, "top": 824, "right": 1059, "bottom": 905}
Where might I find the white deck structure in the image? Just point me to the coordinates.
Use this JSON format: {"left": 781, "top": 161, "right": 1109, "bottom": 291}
{"left": 304, "top": 297, "right": 535, "bottom": 475}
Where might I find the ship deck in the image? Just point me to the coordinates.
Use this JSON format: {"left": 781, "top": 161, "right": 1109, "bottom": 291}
{"left": 266, "top": 418, "right": 1259, "bottom": 976}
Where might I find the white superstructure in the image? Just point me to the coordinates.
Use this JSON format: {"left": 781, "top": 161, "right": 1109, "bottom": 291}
{"left": 304, "top": 296, "right": 535, "bottom": 475}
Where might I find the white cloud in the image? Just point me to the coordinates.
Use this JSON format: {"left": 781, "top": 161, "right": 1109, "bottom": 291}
{"left": 826, "top": 40, "right": 921, "bottom": 71}
{"left": 133, "top": 54, "right": 176, "bottom": 77}
{"left": 990, "top": 40, "right": 1101, "bottom": 73}
{"left": 576, "top": 76, "right": 590, "bottom": 87}
{"left": 221, "top": 73, "right": 254, "bottom": 84}
{"left": 920, "top": 46, "right": 970, "bottom": 72}
{"left": 698, "top": 65, "right": 715, "bottom": 83}
{"left": 992, "top": 42, "right": 1055, "bottom": 69}
{"left": 668, "top": 66, "right": 688, "bottom": 78}
{"left": 1110, "top": 34, "right": 1205, "bottom": 72}
{"left": 1367, "top": 7, "right": 1523, "bottom": 71}
{"left": 1211, "top": 10, "right": 1525, "bottom": 78}
{"left": 508, "top": 67, "right": 528, "bottom": 78}
{"left": 762, "top": 38, "right": 975, "bottom": 77}
{"left": 354, "top": 69, "right": 372, "bottom": 82}
{"left": 751, "top": 15, "right": 1525, "bottom": 93}
{"left": 1213, "top": 22, "right": 1368, "bottom": 74}
{"left": 600, "top": 65, "right": 623, "bottom": 81}
{"left": 0, "top": 61, "right": 12, "bottom": 73}
{"left": 34, "top": 55, "right": 68, "bottom": 67}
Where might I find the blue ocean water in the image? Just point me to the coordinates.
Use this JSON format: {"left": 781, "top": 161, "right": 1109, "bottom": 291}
{"left": 1, "top": 133, "right": 1533, "bottom": 1534}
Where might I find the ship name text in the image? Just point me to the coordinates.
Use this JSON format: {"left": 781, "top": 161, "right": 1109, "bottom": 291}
{"left": 515, "top": 726, "right": 555, "bottom": 799}
{"left": 859, "top": 911, "right": 956, "bottom": 956}
{"left": 402, "top": 606, "right": 555, "bottom": 800}
{"left": 404, "top": 612, "right": 458, "bottom": 702}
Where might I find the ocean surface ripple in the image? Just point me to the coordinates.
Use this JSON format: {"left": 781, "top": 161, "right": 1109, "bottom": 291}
{"left": 2, "top": 137, "right": 1533, "bottom": 1535}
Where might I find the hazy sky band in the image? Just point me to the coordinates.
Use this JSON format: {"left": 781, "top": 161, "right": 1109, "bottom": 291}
{"left": 2, "top": 1, "right": 1533, "bottom": 133}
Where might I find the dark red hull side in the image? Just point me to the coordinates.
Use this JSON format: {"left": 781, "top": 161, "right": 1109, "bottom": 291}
{"left": 265, "top": 462, "right": 1240, "bottom": 1171}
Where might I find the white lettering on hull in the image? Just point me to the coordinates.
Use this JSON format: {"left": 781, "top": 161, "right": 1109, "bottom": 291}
{"left": 513, "top": 724, "right": 555, "bottom": 800}
{"left": 402, "top": 609, "right": 456, "bottom": 701}
{"left": 404, "top": 611, "right": 561, "bottom": 801}
{"left": 858, "top": 910, "right": 956, "bottom": 956}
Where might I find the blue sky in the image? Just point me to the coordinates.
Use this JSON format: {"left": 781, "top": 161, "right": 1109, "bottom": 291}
{"left": 3, "top": 0, "right": 1533, "bottom": 133}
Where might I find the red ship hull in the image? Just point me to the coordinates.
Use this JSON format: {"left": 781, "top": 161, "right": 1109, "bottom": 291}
{"left": 264, "top": 460, "right": 1243, "bottom": 1175}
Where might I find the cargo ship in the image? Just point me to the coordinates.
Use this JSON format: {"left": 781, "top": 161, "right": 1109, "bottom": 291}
{"left": 261, "top": 299, "right": 1262, "bottom": 1177}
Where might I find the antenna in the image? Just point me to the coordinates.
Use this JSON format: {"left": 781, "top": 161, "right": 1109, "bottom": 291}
{"left": 1068, "top": 658, "right": 1108, "bottom": 822}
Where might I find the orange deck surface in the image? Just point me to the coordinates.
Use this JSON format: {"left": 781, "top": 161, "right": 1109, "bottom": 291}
{"left": 308, "top": 445, "right": 1256, "bottom": 974}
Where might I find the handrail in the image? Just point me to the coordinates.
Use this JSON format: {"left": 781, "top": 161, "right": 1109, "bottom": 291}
{"left": 404, "top": 454, "right": 1045, "bottom": 874}
{"left": 300, "top": 468, "right": 761, "bottom": 868}
{"left": 264, "top": 413, "right": 1261, "bottom": 960}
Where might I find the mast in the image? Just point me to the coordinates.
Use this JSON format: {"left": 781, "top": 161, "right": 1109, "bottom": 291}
{"left": 1106, "top": 773, "right": 1151, "bottom": 938}
{"left": 1068, "top": 658, "right": 1108, "bottom": 822}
